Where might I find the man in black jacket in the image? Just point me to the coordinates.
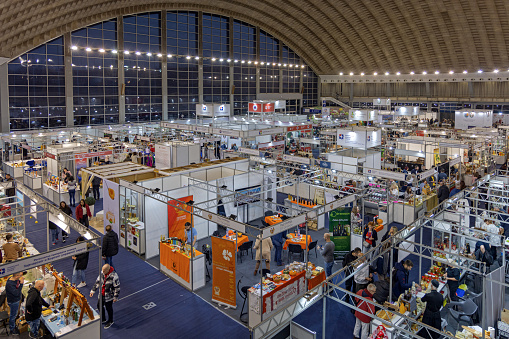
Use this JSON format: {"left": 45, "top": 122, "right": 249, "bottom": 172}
{"left": 92, "top": 176, "right": 102, "bottom": 200}
{"left": 6, "top": 272, "right": 24, "bottom": 335}
{"left": 72, "top": 236, "right": 89, "bottom": 288}
{"left": 26, "top": 281, "right": 53, "bottom": 338}
{"left": 103, "top": 225, "right": 119, "bottom": 267}
{"left": 343, "top": 247, "right": 361, "bottom": 303}
{"left": 437, "top": 180, "right": 450, "bottom": 205}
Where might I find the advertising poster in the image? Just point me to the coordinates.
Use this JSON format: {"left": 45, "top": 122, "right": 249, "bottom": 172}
{"left": 211, "top": 236, "right": 237, "bottom": 308}
{"left": 434, "top": 148, "right": 441, "bottom": 165}
{"left": 329, "top": 207, "right": 351, "bottom": 258}
{"left": 167, "top": 195, "right": 193, "bottom": 241}
{"left": 103, "top": 180, "right": 120, "bottom": 236}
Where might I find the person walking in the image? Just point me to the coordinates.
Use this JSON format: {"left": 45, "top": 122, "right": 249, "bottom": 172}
{"left": 254, "top": 234, "right": 273, "bottom": 275}
{"left": 72, "top": 236, "right": 89, "bottom": 288}
{"left": 437, "top": 180, "right": 450, "bottom": 205}
{"left": 342, "top": 247, "right": 361, "bottom": 303}
{"left": 59, "top": 201, "right": 72, "bottom": 243}
{"left": 26, "top": 281, "right": 53, "bottom": 338}
{"left": 76, "top": 199, "right": 92, "bottom": 228}
{"left": 90, "top": 264, "right": 120, "bottom": 329}
{"left": 67, "top": 176, "right": 77, "bottom": 207}
{"left": 48, "top": 220, "right": 59, "bottom": 246}
{"left": 102, "top": 225, "right": 119, "bottom": 267}
{"left": 92, "top": 176, "right": 102, "bottom": 200}
{"left": 353, "top": 283, "right": 377, "bottom": 339}
{"left": 271, "top": 230, "right": 287, "bottom": 266}
{"left": 6, "top": 272, "right": 24, "bottom": 335}
{"left": 319, "top": 233, "right": 335, "bottom": 277}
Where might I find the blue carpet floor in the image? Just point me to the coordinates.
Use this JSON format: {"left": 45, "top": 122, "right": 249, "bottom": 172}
{"left": 23, "top": 195, "right": 249, "bottom": 339}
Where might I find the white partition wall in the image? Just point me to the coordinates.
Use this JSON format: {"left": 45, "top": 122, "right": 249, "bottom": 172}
{"left": 144, "top": 195, "right": 169, "bottom": 259}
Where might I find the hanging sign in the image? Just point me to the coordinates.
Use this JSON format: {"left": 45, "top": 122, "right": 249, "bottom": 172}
{"left": 282, "top": 154, "right": 311, "bottom": 165}
{"left": 103, "top": 180, "right": 120, "bottom": 236}
{"left": 287, "top": 124, "right": 313, "bottom": 132}
{"left": 167, "top": 196, "right": 194, "bottom": 240}
{"left": 262, "top": 103, "right": 275, "bottom": 113}
{"left": 450, "top": 157, "right": 461, "bottom": 166}
{"left": 419, "top": 168, "right": 437, "bottom": 180}
{"left": 239, "top": 148, "right": 260, "bottom": 156}
{"left": 365, "top": 168, "right": 407, "bottom": 181}
{"left": 75, "top": 150, "right": 113, "bottom": 161}
{"left": 248, "top": 103, "right": 262, "bottom": 112}
{"left": 211, "top": 236, "right": 237, "bottom": 308}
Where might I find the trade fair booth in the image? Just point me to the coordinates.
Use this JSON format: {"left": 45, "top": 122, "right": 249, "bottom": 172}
{"left": 455, "top": 109, "right": 493, "bottom": 130}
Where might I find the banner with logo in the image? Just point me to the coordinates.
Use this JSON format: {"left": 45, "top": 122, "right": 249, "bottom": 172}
{"left": 211, "top": 236, "right": 237, "bottom": 308}
{"left": 168, "top": 195, "right": 194, "bottom": 241}
{"left": 329, "top": 207, "right": 351, "bottom": 259}
{"left": 103, "top": 180, "right": 120, "bottom": 236}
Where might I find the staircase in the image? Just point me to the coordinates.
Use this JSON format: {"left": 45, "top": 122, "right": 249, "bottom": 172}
{"left": 321, "top": 97, "right": 352, "bottom": 110}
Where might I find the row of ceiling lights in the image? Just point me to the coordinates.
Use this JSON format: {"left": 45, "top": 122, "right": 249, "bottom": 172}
{"left": 340, "top": 69, "right": 503, "bottom": 76}
{"left": 70, "top": 45, "right": 306, "bottom": 68}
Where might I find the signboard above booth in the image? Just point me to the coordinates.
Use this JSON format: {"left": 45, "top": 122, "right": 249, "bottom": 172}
{"left": 349, "top": 109, "right": 377, "bottom": 122}
{"left": 336, "top": 129, "right": 381, "bottom": 150}
{"left": 395, "top": 106, "right": 420, "bottom": 116}
{"left": 196, "top": 104, "right": 230, "bottom": 117}
{"left": 454, "top": 110, "right": 493, "bottom": 130}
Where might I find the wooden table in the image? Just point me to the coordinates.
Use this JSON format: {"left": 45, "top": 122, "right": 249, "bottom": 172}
{"left": 283, "top": 233, "right": 312, "bottom": 250}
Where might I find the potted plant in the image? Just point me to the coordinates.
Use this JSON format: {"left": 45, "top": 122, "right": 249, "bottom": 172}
{"left": 85, "top": 196, "right": 96, "bottom": 217}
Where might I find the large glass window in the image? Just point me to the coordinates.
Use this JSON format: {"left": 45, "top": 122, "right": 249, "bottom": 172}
{"left": 124, "top": 13, "right": 162, "bottom": 123}
{"left": 9, "top": 37, "right": 65, "bottom": 130}
{"left": 167, "top": 11, "right": 199, "bottom": 120}
{"left": 8, "top": 11, "right": 318, "bottom": 129}
{"left": 72, "top": 20, "right": 118, "bottom": 126}
{"left": 203, "top": 14, "right": 230, "bottom": 104}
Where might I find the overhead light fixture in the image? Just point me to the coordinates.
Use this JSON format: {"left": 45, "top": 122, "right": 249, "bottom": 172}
{"left": 157, "top": 53, "right": 162, "bottom": 57}
{"left": 422, "top": 71, "right": 427, "bottom": 75}
{"left": 463, "top": 70, "right": 468, "bottom": 74}
{"left": 147, "top": 52, "right": 152, "bottom": 56}
{"left": 71, "top": 45, "right": 78, "bottom": 50}
{"left": 396, "top": 72, "right": 401, "bottom": 75}
{"left": 195, "top": 56, "right": 199, "bottom": 60}
{"left": 186, "top": 56, "right": 191, "bottom": 59}
{"left": 349, "top": 72, "right": 354, "bottom": 76}
{"left": 135, "top": 51, "right": 141, "bottom": 55}
{"left": 373, "top": 72, "right": 377, "bottom": 75}
{"left": 85, "top": 47, "right": 92, "bottom": 52}
{"left": 410, "top": 71, "right": 415, "bottom": 75}
{"left": 229, "top": 214, "right": 237, "bottom": 220}
{"left": 477, "top": 70, "right": 483, "bottom": 73}
{"left": 187, "top": 200, "right": 195, "bottom": 205}
{"left": 227, "top": 59, "right": 231, "bottom": 62}
{"left": 241, "top": 60, "right": 245, "bottom": 63}
{"left": 167, "top": 54, "right": 172, "bottom": 58}
{"left": 494, "top": 69, "right": 499, "bottom": 73}
{"left": 98, "top": 48, "right": 105, "bottom": 53}
{"left": 385, "top": 72, "right": 389, "bottom": 75}
{"left": 360, "top": 72, "right": 365, "bottom": 76}
{"left": 435, "top": 71, "right": 440, "bottom": 74}
{"left": 211, "top": 58, "right": 216, "bottom": 61}
{"left": 339, "top": 72, "right": 343, "bottom": 75}
{"left": 124, "top": 50, "right": 129, "bottom": 54}
{"left": 449, "top": 70, "right": 454, "bottom": 74}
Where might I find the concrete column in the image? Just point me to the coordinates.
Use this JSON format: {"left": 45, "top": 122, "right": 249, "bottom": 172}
{"left": 117, "top": 16, "right": 125, "bottom": 124}
{"left": 63, "top": 32, "right": 74, "bottom": 127}
{"left": 161, "top": 10, "right": 168, "bottom": 121}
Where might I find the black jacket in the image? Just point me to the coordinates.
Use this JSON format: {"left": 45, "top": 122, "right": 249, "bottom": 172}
{"left": 373, "top": 279, "right": 390, "bottom": 304}
{"left": 342, "top": 251, "right": 357, "bottom": 275}
{"left": 92, "top": 176, "right": 101, "bottom": 186}
{"left": 25, "top": 287, "right": 49, "bottom": 321}
{"left": 74, "top": 251, "right": 89, "bottom": 270}
{"left": 5, "top": 278, "right": 23, "bottom": 303}
{"left": 48, "top": 220, "right": 57, "bottom": 230}
{"left": 102, "top": 231, "right": 119, "bottom": 257}
{"left": 437, "top": 185, "right": 450, "bottom": 202}
{"left": 60, "top": 205, "right": 72, "bottom": 217}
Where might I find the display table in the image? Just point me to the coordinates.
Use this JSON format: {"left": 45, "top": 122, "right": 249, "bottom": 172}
{"left": 265, "top": 215, "right": 282, "bottom": 226}
{"left": 283, "top": 233, "right": 312, "bottom": 250}
{"left": 422, "top": 194, "right": 438, "bottom": 212}
{"left": 159, "top": 242, "right": 206, "bottom": 291}
{"left": 23, "top": 172, "right": 42, "bottom": 190}
{"left": 41, "top": 304, "right": 100, "bottom": 338}
{"left": 223, "top": 232, "right": 249, "bottom": 251}
{"left": 248, "top": 270, "right": 307, "bottom": 327}
{"left": 307, "top": 271, "right": 326, "bottom": 290}
{"left": 284, "top": 199, "right": 324, "bottom": 230}
{"left": 3, "top": 161, "right": 25, "bottom": 178}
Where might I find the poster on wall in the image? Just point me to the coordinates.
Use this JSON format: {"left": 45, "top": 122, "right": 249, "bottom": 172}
{"left": 211, "top": 236, "right": 237, "bottom": 308}
{"left": 329, "top": 207, "right": 351, "bottom": 259}
{"left": 103, "top": 180, "right": 120, "bottom": 236}
{"left": 167, "top": 195, "right": 194, "bottom": 241}
{"left": 336, "top": 129, "right": 367, "bottom": 149}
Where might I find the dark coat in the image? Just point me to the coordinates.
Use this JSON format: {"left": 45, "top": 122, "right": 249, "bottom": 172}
{"left": 25, "top": 287, "right": 49, "bottom": 321}
{"left": 102, "top": 231, "right": 119, "bottom": 257}
{"left": 418, "top": 290, "right": 444, "bottom": 339}
{"left": 92, "top": 176, "right": 102, "bottom": 186}
{"left": 437, "top": 185, "right": 450, "bottom": 203}
{"left": 74, "top": 250, "right": 89, "bottom": 270}
{"left": 373, "top": 279, "right": 390, "bottom": 304}
{"left": 362, "top": 227, "right": 378, "bottom": 247}
{"left": 392, "top": 262, "right": 412, "bottom": 299}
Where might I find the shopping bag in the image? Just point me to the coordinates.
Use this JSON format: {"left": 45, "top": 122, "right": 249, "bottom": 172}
{"left": 368, "top": 324, "right": 388, "bottom": 339}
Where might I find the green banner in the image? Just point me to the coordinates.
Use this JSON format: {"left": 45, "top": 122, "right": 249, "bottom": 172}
{"left": 329, "top": 207, "right": 351, "bottom": 259}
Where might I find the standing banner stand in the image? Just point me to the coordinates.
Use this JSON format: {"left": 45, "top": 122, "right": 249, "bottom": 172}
{"left": 329, "top": 207, "right": 352, "bottom": 259}
{"left": 211, "top": 236, "right": 237, "bottom": 309}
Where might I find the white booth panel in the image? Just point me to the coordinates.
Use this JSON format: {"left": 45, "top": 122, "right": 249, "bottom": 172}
{"left": 206, "top": 167, "right": 222, "bottom": 181}
{"left": 221, "top": 167, "right": 236, "bottom": 178}
{"left": 142, "top": 178, "right": 163, "bottom": 190}
{"left": 190, "top": 170, "right": 207, "bottom": 181}
{"left": 162, "top": 175, "right": 182, "bottom": 191}
{"left": 144, "top": 196, "right": 169, "bottom": 259}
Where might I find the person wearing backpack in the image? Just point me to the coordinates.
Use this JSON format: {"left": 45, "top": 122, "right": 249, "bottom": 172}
{"left": 392, "top": 260, "right": 414, "bottom": 301}
{"left": 102, "top": 225, "right": 119, "bottom": 267}
{"left": 353, "top": 283, "right": 377, "bottom": 339}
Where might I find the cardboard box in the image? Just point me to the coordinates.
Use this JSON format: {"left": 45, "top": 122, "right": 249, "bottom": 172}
{"left": 16, "top": 318, "right": 28, "bottom": 333}
{"left": 501, "top": 308, "right": 509, "bottom": 325}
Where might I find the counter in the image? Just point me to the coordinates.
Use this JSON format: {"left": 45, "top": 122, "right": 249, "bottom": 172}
{"left": 3, "top": 161, "right": 25, "bottom": 178}
{"left": 43, "top": 184, "right": 79, "bottom": 206}
{"left": 393, "top": 201, "right": 425, "bottom": 225}
{"left": 127, "top": 221, "right": 145, "bottom": 255}
{"left": 23, "top": 172, "right": 42, "bottom": 190}
{"left": 41, "top": 304, "right": 100, "bottom": 338}
{"left": 159, "top": 242, "right": 206, "bottom": 291}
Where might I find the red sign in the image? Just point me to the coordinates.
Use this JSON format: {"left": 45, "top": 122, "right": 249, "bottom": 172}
{"left": 263, "top": 103, "right": 275, "bottom": 113}
{"left": 287, "top": 124, "right": 313, "bottom": 132}
{"left": 248, "top": 102, "right": 262, "bottom": 112}
{"left": 74, "top": 150, "right": 113, "bottom": 161}
{"left": 44, "top": 152, "right": 56, "bottom": 160}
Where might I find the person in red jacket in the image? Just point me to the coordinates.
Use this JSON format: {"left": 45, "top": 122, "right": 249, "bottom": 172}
{"left": 76, "top": 199, "right": 92, "bottom": 228}
{"left": 354, "top": 283, "right": 377, "bottom": 339}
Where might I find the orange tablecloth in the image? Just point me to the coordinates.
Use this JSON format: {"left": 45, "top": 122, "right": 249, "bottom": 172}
{"left": 283, "top": 233, "right": 312, "bottom": 250}
{"left": 265, "top": 216, "right": 282, "bottom": 225}
{"left": 160, "top": 242, "right": 202, "bottom": 283}
{"left": 223, "top": 234, "right": 249, "bottom": 251}
{"left": 308, "top": 271, "right": 326, "bottom": 290}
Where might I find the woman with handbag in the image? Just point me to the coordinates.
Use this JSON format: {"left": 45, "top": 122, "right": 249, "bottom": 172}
{"left": 362, "top": 222, "right": 378, "bottom": 258}
{"left": 76, "top": 199, "right": 92, "bottom": 228}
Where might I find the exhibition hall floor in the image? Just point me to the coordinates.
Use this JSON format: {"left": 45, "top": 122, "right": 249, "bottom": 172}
{"left": 21, "top": 196, "right": 249, "bottom": 339}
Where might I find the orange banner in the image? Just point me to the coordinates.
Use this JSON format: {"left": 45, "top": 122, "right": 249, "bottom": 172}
{"left": 168, "top": 195, "right": 193, "bottom": 241}
{"left": 211, "top": 236, "right": 237, "bottom": 308}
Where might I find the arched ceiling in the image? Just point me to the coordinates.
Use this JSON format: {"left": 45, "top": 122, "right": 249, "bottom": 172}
{"left": 1, "top": 0, "right": 509, "bottom": 75}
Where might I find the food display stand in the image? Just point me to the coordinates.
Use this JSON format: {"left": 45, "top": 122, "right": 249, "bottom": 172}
{"left": 284, "top": 198, "right": 325, "bottom": 230}
{"left": 23, "top": 171, "right": 42, "bottom": 189}
{"left": 159, "top": 241, "right": 206, "bottom": 291}
{"left": 126, "top": 220, "right": 145, "bottom": 255}
{"left": 248, "top": 262, "right": 325, "bottom": 327}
